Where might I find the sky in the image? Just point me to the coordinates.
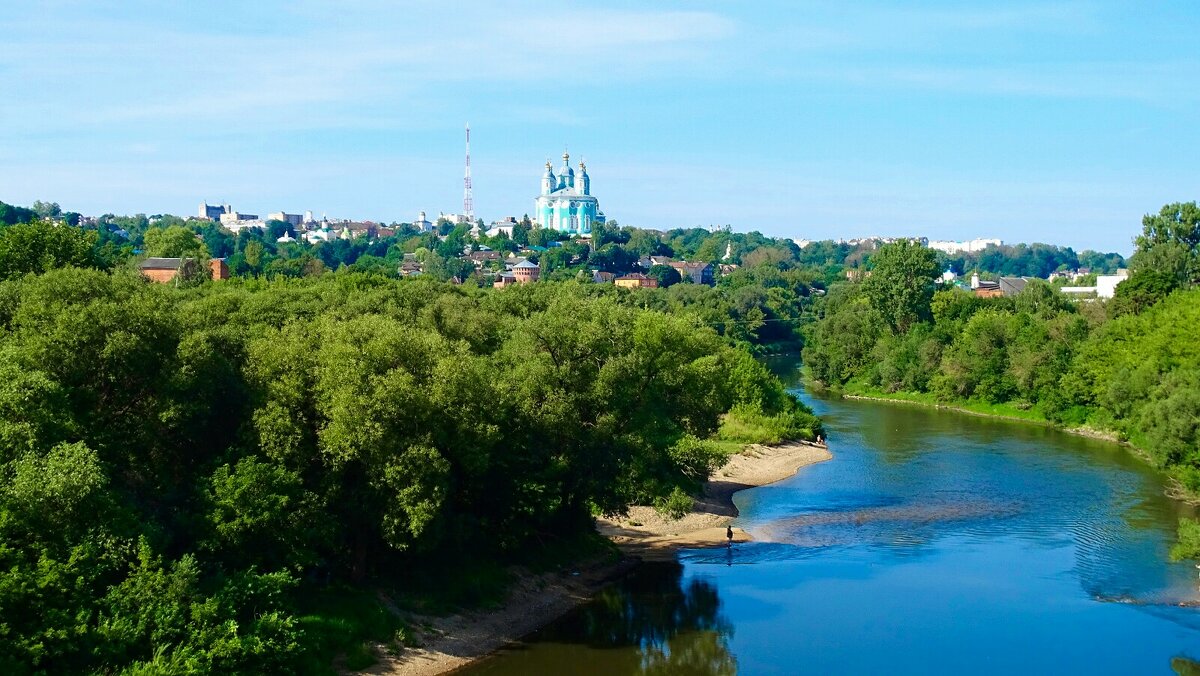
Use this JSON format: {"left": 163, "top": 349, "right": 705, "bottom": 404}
{"left": 2, "top": 1, "right": 1198, "bottom": 253}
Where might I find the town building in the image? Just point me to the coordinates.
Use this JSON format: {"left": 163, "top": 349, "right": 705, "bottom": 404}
{"left": 511, "top": 259, "right": 540, "bottom": 283}
{"left": 487, "top": 217, "right": 518, "bottom": 238}
{"left": 412, "top": 211, "right": 433, "bottom": 232}
{"left": 139, "top": 257, "right": 228, "bottom": 283}
{"left": 1062, "top": 269, "right": 1128, "bottom": 299}
{"left": 971, "top": 272, "right": 1028, "bottom": 297}
{"left": 928, "top": 238, "right": 1003, "bottom": 255}
{"left": 535, "top": 152, "right": 605, "bottom": 236}
{"left": 219, "top": 210, "right": 259, "bottom": 225}
{"left": 267, "top": 211, "right": 304, "bottom": 226}
{"left": 199, "top": 201, "right": 231, "bottom": 221}
{"left": 614, "top": 272, "right": 659, "bottom": 289}
{"left": 669, "top": 261, "right": 714, "bottom": 285}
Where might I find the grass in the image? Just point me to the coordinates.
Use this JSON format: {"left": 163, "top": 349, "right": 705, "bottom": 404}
{"left": 840, "top": 382, "right": 1050, "bottom": 424}
{"left": 296, "top": 586, "right": 408, "bottom": 675}
{"left": 715, "top": 404, "right": 819, "bottom": 448}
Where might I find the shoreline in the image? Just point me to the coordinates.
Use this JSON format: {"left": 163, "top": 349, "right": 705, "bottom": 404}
{"left": 840, "top": 391, "right": 1199, "bottom": 503}
{"left": 371, "top": 438, "right": 831, "bottom": 675}
{"left": 596, "top": 440, "right": 833, "bottom": 560}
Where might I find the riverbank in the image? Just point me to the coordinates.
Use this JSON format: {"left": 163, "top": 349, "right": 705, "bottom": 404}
{"left": 838, "top": 391, "right": 1199, "bottom": 503}
{"left": 364, "top": 555, "right": 637, "bottom": 676}
{"left": 596, "top": 440, "right": 832, "bottom": 561}
{"left": 370, "top": 439, "right": 831, "bottom": 675}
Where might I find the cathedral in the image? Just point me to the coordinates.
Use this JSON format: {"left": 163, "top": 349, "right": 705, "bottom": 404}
{"left": 535, "top": 152, "right": 604, "bottom": 236}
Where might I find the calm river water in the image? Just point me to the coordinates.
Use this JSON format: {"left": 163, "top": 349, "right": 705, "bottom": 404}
{"left": 465, "top": 363, "right": 1200, "bottom": 674}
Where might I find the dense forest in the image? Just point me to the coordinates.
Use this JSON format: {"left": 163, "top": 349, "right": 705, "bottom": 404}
{"left": 804, "top": 201, "right": 1200, "bottom": 497}
{"left": 0, "top": 261, "right": 820, "bottom": 672}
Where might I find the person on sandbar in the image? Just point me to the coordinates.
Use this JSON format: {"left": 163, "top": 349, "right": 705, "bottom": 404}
{"left": 726, "top": 524, "right": 734, "bottom": 547}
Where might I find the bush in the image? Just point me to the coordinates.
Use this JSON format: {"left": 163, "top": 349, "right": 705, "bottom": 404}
{"left": 1170, "top": 518, "right": 1200, "bottom": 561}
{"left": 653, "top": 486, "right": 694, "bottom": 520}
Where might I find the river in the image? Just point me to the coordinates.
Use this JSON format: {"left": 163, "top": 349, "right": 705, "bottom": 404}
{"left": 464, "top": 363, "right": 1200, "bottom": 674}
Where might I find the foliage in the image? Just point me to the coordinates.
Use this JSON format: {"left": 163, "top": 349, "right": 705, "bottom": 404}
{"left": 804, "top": 201, "right": 1200, "bottom": 499}
{"left": 0, "top": 219, "right": 101, "bottom": 279}
{"left": 648, "top": 263, "right": 682, "bottom": 288}
{"left": 0, "top": 267, "right": 817, "bottom": 672}
{"left": 861, "top": 240, "right": 941, "bottom": 333}
{"left": 653, "top": 487, "right": 694, "bottom": 520}
{"left": 1170, "top": 518, "right": 1200, "bottom": 561}
{"left": 1131, "top": 201, "right": 1200, "bottom": 285}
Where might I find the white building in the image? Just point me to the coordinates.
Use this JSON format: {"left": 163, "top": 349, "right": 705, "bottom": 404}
{"left": 928, "top": 238, "right": 1003, "bottom": 255}
{"left": 1061, "top": 269, "right": 1128, "bottom": 299}
{"left": 267, "top": 211, "right": 304, "bottom": 226}
{"left": 303, "top": 227, "right": 334, "bottom": 244}
{"left": 412, "top": 211, "right": 433, "bottom": 232}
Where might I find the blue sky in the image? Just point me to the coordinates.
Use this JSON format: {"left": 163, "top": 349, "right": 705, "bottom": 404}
{"left": 2, "top": 1, "right": 1198, "bottom": 253}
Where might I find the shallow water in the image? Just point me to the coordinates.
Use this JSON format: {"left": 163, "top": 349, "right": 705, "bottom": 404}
{"left": 465, "top": 363, "right": 1200, "bottom": 674}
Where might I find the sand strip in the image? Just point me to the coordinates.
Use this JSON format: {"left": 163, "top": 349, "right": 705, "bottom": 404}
{"left": 596, "top": 440, "right": 832, "bottom": 560}
{"left": 369, "top": 439, "right": 830, "bottom": 675}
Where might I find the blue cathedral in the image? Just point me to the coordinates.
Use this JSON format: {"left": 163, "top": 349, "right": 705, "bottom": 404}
{"left": 535, "top": 152, "right": 605, "bottom": 236}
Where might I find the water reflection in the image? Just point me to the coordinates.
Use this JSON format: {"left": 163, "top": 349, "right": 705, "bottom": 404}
{"left": 465, "top": 562, "right": 736, "bottom": 676}
{"left": 474, "top": 359, "right": 1200, "bottom": 674}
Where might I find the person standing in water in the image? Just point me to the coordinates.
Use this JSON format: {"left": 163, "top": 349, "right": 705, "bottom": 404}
{"left": 726, "top": 524, "right": 734, "bottom": 547}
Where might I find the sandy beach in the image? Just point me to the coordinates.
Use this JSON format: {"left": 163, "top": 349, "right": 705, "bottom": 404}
{"left": 596, "top": 440, "right": 832, "bottom": 560}
{"left": 370, "top": 439, "right": 831, "bottom": 675}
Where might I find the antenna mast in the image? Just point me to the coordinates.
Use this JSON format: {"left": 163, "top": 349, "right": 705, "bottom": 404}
{"left": 463, "top": 123, "right": 474, "bottom": 221}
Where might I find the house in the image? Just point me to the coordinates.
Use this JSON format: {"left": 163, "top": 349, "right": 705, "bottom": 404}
{"left": 341, "top": 222, "right": 378, "bottom": 239}
{"left": 718, "top": 263, "right": 739, "bottom": 275}
{"left": 493, "top": 271, "right": 517, "bottom": 288}
{"left": 467, "top": 250, "right": 502, "bottom": 267}
{"left": 970, "top": 272, "right": 1028, "bottom": 298}
{"left": 1062, "top": 269, "right": 1128, "bottom": 299}
{"left": 1096, "top": 269, "right": 1128, "bottom": 299}
{"left": 487, "top": 217, "right": 518, "bottom": 238}
{"left": 398, "top": 261, "right": 423, "bottom": 277}
{"left": 668, "top": 261, "right": 714, "bottom": 285}
{"left": 614, "top": 272, "right": 659, "bottom": 289}
{"left": 639, "top": 255, "right": 673, "bottom": 269}
{"left": 139, "top": 257, "right": 228, "bottom": 283}
{"left": 412, "top": 211, "right": 434, "bottom": 232}
{"left": 999, "top": 277, "right": 1028, "bottom": 295}
{"left": 591, "top": 270, "right": 616, "bottom": 283}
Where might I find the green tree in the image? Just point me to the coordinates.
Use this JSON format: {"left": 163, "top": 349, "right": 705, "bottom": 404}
{"left": 649, "top": 264, "right": 682, "bottom": 288}
{"left": 1131, "top": 201, "right": 1200, "bottom": 285}
{"left": 1108, "top": 269, "right": 1180, "bottom": 317}
{"left": 31, "top": 200, "right": 62, "bottom": 219}
{"left": 143, "top": 225, "right": 208, "bottom": 259}
{"left": 861, "top": 240, "right": 940, "bottom": 333}
{"left": 0, "top": 219, "right": 100, "bottom": 279}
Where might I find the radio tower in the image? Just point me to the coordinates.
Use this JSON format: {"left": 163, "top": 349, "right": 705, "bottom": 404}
{"left": 463, "top": 123, "right": 474, "bottom": 222}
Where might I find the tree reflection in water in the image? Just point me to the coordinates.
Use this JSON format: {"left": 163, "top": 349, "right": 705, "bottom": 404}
{"left": 466, "top": 561, "right": 736, "bottom": 675}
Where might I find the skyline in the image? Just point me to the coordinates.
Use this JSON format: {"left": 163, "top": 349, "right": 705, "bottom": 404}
{"left": 3, "top": 2, "right": 1200, "bottom": 254}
